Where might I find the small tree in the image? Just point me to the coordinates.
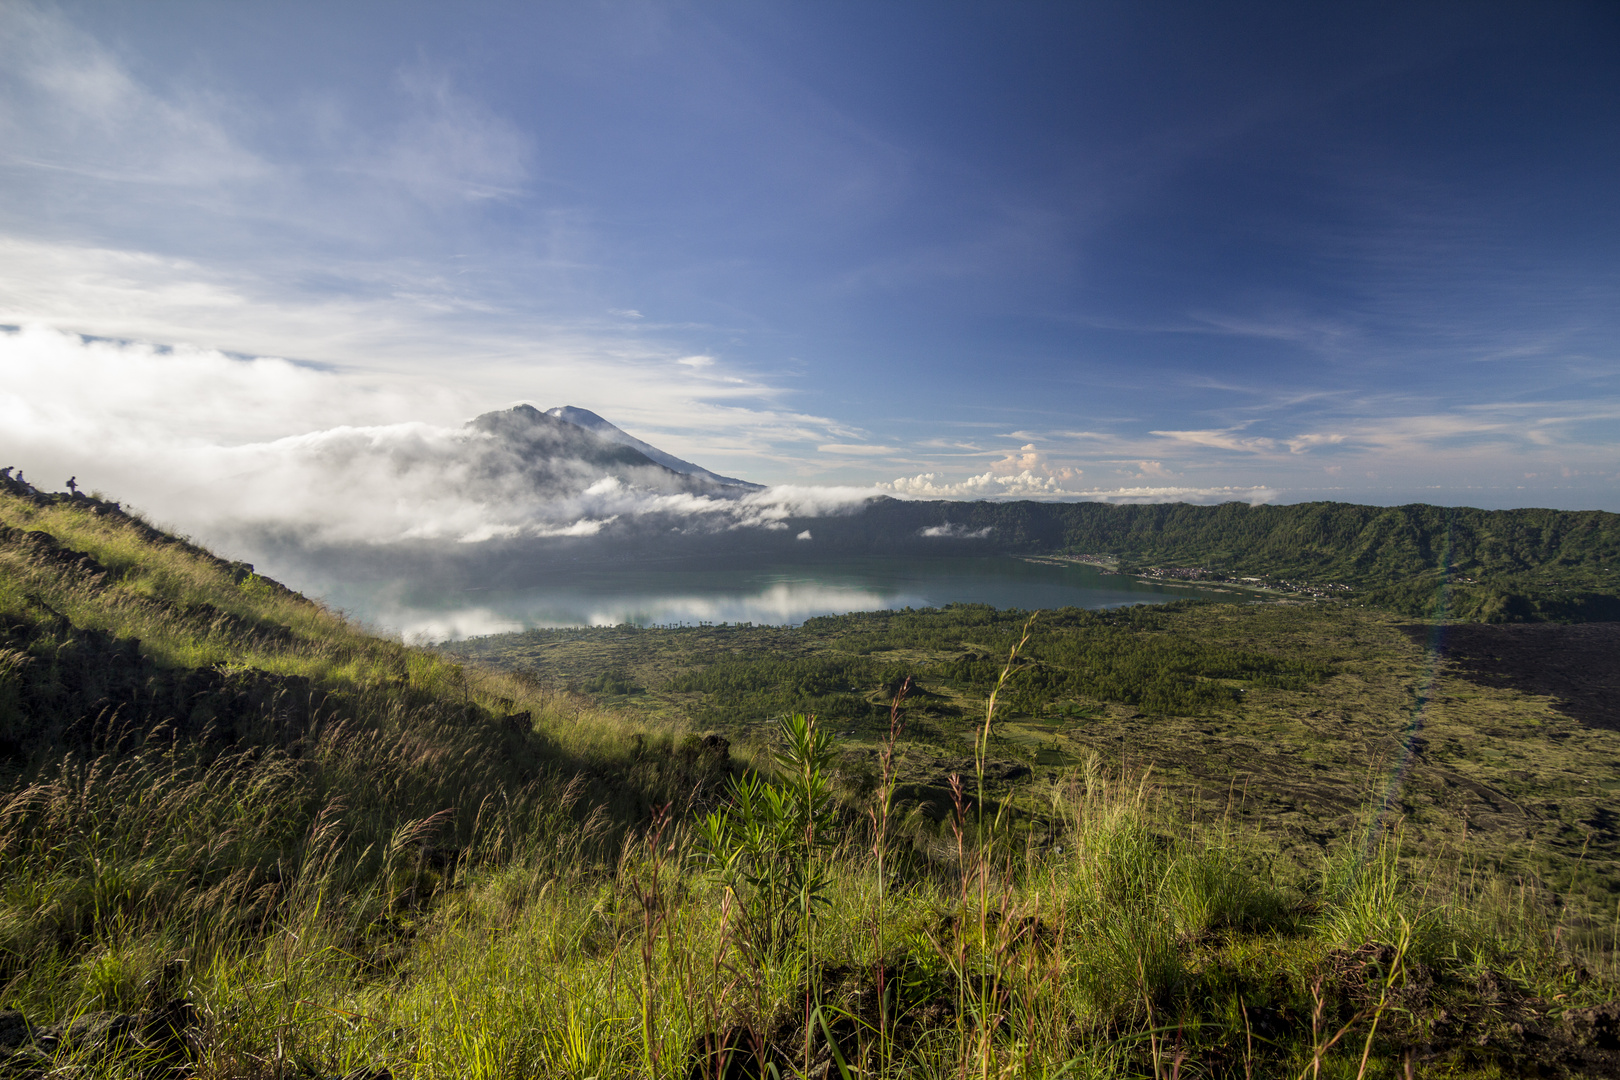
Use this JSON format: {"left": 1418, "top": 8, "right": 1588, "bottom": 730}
{"left": 696, "top": 712, "right": 836, "bottom": 963}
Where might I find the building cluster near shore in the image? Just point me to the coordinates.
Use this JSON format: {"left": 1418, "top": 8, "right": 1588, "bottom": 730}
{"left": 1037, "top": 552, "right": 1354, "bottom": 600}
{"left": 1136, "top": 564, "right": 1353, "bottom": 600}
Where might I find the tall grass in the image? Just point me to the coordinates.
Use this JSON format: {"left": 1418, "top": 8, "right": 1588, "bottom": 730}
{"left": 4, "top": 732, "right": 1607, "bottom": 1077}
{"left": 1, "top": 487, "right": 1612, "bottom": 1078}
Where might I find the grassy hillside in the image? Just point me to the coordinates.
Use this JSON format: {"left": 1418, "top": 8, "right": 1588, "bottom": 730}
{"left": 3, "top": 476, "right": 1618, "bottom": 1078}
{"left": 0, "top": 478, "right": 732, "bottom": 1075}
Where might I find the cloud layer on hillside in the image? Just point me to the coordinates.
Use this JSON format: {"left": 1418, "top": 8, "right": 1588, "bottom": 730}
{"left": 0, "top": 324, "right": 1600, "bottom": 591}
{"left": 0, "top": 326, "right": 877, "bottom": 553}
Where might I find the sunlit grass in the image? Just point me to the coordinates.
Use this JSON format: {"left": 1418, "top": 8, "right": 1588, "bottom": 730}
{"left": 1, "top": 485, "right": 1614, "bottom": 1078}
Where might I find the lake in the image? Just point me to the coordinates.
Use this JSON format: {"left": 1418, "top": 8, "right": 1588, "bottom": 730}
{"left": 311, "top": 555, "right": 1238, "bottom": 642}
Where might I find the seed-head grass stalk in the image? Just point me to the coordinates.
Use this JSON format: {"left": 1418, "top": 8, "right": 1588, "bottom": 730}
{"left": 862, "top": 677, "right": 911, "bottom": 1076}
{"left": 975, "top": 614, "right": 1037, "bottom": 847}
{"left": 10, "top": 486, "right": 1620, "bottom": 1077}
{"left": 871, "top": 677, "right": 910, "bottom": 905}
{"left": 923, "top": 612, "right": 1039, "bottom": 1078}
{"left": 626, "top": 802, "right": 676, "bottom": 1076}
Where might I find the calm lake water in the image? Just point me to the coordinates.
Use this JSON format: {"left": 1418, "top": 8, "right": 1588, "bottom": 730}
{"left": 314, "top": 555, "right": 1235, "bottom": 642}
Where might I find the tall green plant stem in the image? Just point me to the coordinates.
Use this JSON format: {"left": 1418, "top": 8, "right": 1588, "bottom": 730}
{"left": 774, "top": 713, "right": 836, "bottom": 1079}
{"left": 869, "top": 678, "right": 909, "bottom": 1075}
{"left": 871, "top": 678, "right": 910, "bottom": 904}
{"left": 977, "top": 614, "right": 1037, "bottom": 846}
{"left": 630, "top": 804, "right": 674, "bottom": 1077}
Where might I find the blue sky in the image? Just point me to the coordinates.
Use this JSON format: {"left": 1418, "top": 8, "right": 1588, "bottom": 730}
{"left": 2, "top": 0, "right": 1617, "bottom": 510}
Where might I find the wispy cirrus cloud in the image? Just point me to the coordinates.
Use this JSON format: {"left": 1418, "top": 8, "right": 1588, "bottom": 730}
{"left": 1147, "top": 426, "right": 1283, "bottom": 455}
{"left": 1147, "top": 426, "right": 1348, "bottom": 455}
{"left": 874, "top": 386, "right": 1618, "bottom": 508}
{"left": 0, "top": 5, "right": 264, "bottom": 189}
{"left": 817, "top": 443, "right": 903, "bottom": 457}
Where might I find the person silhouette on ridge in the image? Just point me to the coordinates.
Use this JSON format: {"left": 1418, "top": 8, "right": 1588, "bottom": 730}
{"left": 66, "top": 476, "right": 79, "bottom": 496}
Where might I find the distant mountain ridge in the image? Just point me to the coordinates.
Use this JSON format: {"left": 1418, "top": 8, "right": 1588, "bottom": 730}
{"left": 806, "top": 498, "right": 1620, "bottom": 623}
{"left": 543, "top": 406, "right": 761, "bottom": 489}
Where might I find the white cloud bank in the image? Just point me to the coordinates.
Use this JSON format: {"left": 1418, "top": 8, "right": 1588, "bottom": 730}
{"left": 919, "top": 523, "right": 993, "bottom": 539}
{"left": 882, "top": 470, "right": 1078, "bottom": 498}
{"left": 0, "top": 3, "right": 857, "bottom": 489}
{"left": 0, "top": 324, "right": 1286, "bottom": 555}
{"left": 0, "top": 326, "right": 878, "bottom": 551}
{"left": 882, "top": 469, "right": 1278, "bottom": 505}
{"left": 2, "top": 4, "right": 1615, "bottom": 515}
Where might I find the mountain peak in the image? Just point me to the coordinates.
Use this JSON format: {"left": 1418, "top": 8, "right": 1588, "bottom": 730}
{"left": 544, "top": 406, "right": 761, "bottom": 489}
{"left": 547, "top": 405, "right": 610, "bottom": 428}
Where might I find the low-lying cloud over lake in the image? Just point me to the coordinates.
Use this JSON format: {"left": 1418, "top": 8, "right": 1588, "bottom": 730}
{"left": 2, "top": 326, "right": 1296, "bottom": 580}
{"left": 0, "top": 326, "right": 882, "bottom": 559}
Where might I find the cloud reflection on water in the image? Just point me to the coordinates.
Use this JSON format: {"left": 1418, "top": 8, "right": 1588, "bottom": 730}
{"left": 317, "top": 556, "right": 1228, "bottom": 645}
{"left": 346, "top": 581, "right": 915, "bottom": 644}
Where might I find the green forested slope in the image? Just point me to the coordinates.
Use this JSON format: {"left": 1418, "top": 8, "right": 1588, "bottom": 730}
{"left": 846, "top": 499, "right": 1620, "bottom": 620}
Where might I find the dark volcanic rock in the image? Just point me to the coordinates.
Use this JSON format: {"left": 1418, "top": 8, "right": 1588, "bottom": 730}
{"left": 7, "top": 999, "right": 197, "bottom": 1076}
{"left": 1408, "top": 621, "right": 1620, "bottom": 731}
{"left": 0, "top": 1011, "right": 33, "bottom": 1050}
{"left": 1568, "top": 1000, "right": 1620, "bottom": 1050}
